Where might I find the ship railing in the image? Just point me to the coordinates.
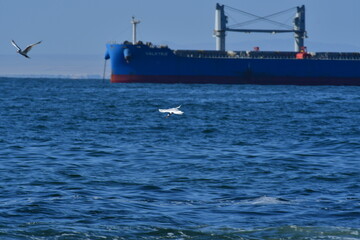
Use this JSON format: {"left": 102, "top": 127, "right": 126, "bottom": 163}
{"left": 174, "top": 50, "right": 299, "bottom": 59}
{"left": 311, "top": 52, "right": 360, "bottom": 60}
{"left": 174, "top": 49, "right": 360, "bottom": 60}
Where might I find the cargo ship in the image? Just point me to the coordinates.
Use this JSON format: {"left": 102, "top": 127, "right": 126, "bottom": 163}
{"left": 104, "top": 4, "right": 360, "bottom": 85}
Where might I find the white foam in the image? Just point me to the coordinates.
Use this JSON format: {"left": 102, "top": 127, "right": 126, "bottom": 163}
{"left": 247, "top": 196, "right": 290, "bottom": 205}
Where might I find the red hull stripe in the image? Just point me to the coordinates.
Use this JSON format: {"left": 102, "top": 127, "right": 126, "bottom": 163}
{"left": 111, "top": 74, "right": 360, "bottom": 85}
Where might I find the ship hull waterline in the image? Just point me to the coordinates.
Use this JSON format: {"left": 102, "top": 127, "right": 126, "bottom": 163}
{"left": 111, "top": 74, "right": 360, "bottom": 86}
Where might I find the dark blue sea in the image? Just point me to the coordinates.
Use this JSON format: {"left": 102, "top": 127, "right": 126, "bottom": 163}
{"left": 1, "top": 78, "right": 359, "bottom": 240}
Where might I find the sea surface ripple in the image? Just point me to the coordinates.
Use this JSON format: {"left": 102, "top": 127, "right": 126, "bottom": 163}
{"left": 0, "top": 78, "right": 359, "bottom": 239}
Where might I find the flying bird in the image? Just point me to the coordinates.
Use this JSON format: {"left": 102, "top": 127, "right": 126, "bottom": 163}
{"left": 11, "top": 40, "right": 42, "bottom": 59}
{"left": 159, "top": 105, "right": 184, "bottom": 118}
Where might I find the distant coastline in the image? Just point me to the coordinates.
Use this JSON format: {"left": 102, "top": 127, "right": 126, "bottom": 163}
{"left": 0, "top": 54, "right": 107, "bottom": 79}
{"left": 0, "top": 74, "right": 103, "bottom": 80}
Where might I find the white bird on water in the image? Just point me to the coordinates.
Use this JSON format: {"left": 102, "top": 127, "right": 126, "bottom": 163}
{"left": 11, "top": 40, "right": 42, "bottom": 59}
{"left": 159, "top": 105, "right": 184, "bottom": 118}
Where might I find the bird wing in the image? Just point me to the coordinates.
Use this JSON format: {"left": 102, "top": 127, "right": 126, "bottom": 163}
{"left": 159, "top": 108, "right": 183, "bottom": 115}
{"left": 159, "top": 108, "right": 171, "bottom": 113}
{"left": 173, "top": 105, "right": 183, "bottom": 114}
{"left": 159, "top": 105, "right": 183, "bottom": 114}
{"left": 172, "top": 109, "right": 184, "bottom": 115}
{"left": 23, "top": 41, "right": 42, "bottom": 54}
{"left": 11, "top": 40, "right": 21, "bottom": 51}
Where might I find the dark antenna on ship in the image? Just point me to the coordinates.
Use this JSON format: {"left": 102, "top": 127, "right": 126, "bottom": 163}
{"left": 131, "top": 16, "right": 141, "bottom": 44}
{"left": 214, "top": 3, "right": 306, "bottom": 52}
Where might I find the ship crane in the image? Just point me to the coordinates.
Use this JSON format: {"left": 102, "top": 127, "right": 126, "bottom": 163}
{"left": 214, "top": 3, "right": 306, "bottom": 52}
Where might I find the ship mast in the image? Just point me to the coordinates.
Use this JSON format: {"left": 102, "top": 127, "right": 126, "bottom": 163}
{"left": 131, "top": 16, "right": 140, "bottom": 44}
{"left": 215, "top": 4, "right": 227, "bottom": 51}
{"left": 294, "top": 5, "right": 306, "bottom": 52}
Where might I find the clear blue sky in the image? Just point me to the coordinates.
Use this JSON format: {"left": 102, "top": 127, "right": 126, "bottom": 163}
{"left": 0, "top": 0, "right": 359, "bottom": 76}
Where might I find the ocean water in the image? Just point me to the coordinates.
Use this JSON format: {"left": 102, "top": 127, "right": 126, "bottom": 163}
{"left": 0, "top": 78, "right": 359, "bottom": 240}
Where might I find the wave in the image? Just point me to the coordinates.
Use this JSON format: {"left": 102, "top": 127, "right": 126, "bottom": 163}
{"left": 2, "top": 225, "right": 358, "bottom": 239}
{"left": 243, "top": 196, "right": 291, "bottom": 205}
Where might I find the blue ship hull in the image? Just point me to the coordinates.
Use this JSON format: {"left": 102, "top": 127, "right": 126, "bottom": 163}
{"left": 105, "top": 43, "right": 360, "bottom": 85}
